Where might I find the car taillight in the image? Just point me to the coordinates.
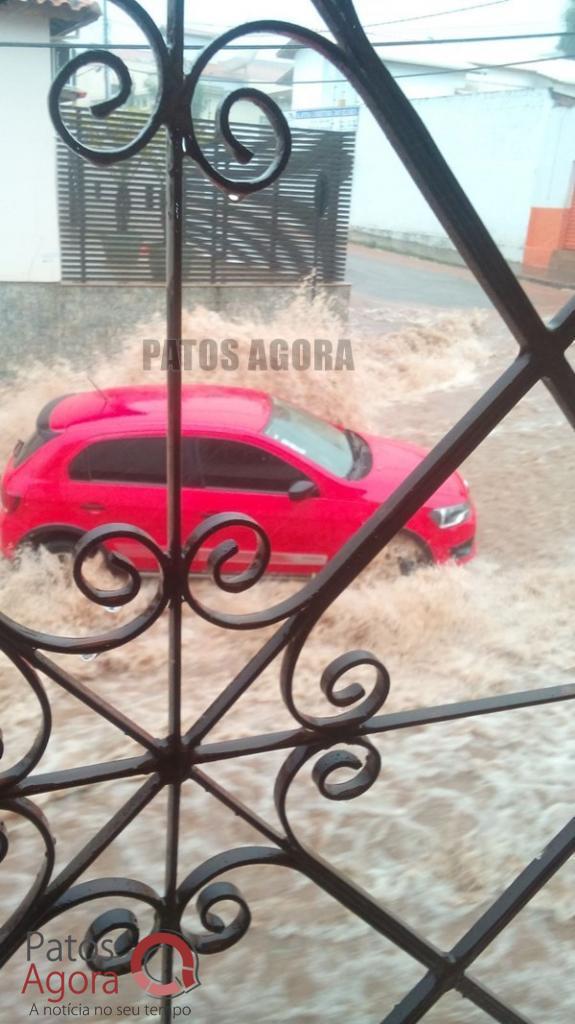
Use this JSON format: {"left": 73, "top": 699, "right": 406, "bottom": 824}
{"left": 1, "top": 481, "right": 20, "bottom": 513}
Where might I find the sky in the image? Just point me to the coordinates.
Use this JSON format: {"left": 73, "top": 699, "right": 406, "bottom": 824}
{"left": 112, "top": 0, "right": 567, "bottom": 37}
{"left": 80, "top": 0, "right": 575, "bottom": 81}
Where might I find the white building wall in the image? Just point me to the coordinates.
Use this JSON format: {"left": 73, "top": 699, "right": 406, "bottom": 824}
{"left": 291, "top": 49, "right": 327, "bottom": 110}
{"left": 531, "top": 101, "right": 575, "bottom": 208}
{"left": 350, "top": 88, "right": 552, "bottom": 264}
{"left": 0, "top": 10, "right": 61, "bottom": 281}
{"left": 291, "top": 51, "right": 470, "bottom": 111}
{"left": 380, "top": 61, "right": 467, "bottom": 100}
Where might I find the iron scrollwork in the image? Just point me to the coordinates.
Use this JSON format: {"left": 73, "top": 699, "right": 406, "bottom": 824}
{"left": 0, "top": 1, "right": 573, "bottom": 1022}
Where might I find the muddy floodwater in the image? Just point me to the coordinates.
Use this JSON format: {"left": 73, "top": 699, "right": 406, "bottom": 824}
{"left": 0, "top": 287, "right": 573, "bottom": 1023}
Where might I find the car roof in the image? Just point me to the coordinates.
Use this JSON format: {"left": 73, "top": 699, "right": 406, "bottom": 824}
{"left": 47, "top": 385, "right": 273, "bottom": 435}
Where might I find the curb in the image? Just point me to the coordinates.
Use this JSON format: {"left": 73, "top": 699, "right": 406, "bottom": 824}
{"left": 349, "top": 234, "right": 575, "bottom": 291}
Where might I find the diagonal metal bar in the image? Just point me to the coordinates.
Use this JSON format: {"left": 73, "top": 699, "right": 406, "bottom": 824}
{"left": 364, "top": 684, "right": 574, "bottom": 736}
{"left": 14, "top": 753, "right": 157, "bottom": 797}
{"left": 183, "top": 615, "right": 301, "bottom": 747}
{"left": 380, "top": 818, "right": 575, "bottom": 1023}
{"left": 27, "top": 649, "right": 160, "bottom": 752}
{"left": 537, "top": 351, "right": 575, "bottom": 431}
{"left": 184, "top": 353, "right": 539, "bottom": 756}
{"left": 11, "top": 678, "right": 568, "bottom": 799}
{"left": 11, "top": 675, "right": 571, "bottom": 797}
{"left": 43, "top": 775, "right": 164, "bottom": 905}
{"left": 0, "top": 773, "right": 163, "bottom": 966}
{"left": 311, "top": 1, "right": 545, "bottom": 351}
{"left": 549, "top": 294, "right": 575, "bottom": 353}
{"left": 451, "top": 817, "right": 575, "bottom": 967}
{"left": 456, "top": 978, "right": 535, "bottom": 1024}
{"left": 190, "top": 766, "right": 447, "bottom": 971}
{"left": 191, "top": 763, "right": 531, "bottom": 1022}
{"left": 192, "top": 683, "right": 575, "bottom": 763}
{"left": 312, "top": 0, "right": 575, "bottom": 431}
{"left": 382, "top": 972, "right": 534, "bottom": 1024}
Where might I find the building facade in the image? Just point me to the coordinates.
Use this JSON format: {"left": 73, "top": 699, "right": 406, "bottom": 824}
{"left": 0, "top": 0, "right": 99, "bottom": 282}
{"left": 350, "top": 86, "right": 575, "bottom": 274}
{"left": 290, "top": 45, "right": 575, "bottom": 277}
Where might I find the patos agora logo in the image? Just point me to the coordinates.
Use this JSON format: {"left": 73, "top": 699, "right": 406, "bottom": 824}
{"left": 130, "top": 931, "right": 200, "bottom": 998}
{"left": 21, "top": 928, "right": 200, "bottom": 1005}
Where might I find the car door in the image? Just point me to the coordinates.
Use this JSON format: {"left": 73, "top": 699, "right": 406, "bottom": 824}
{"left": 184, "top": 436, "right": 335, "bottom": 575}
{"left": 63, "top": 435, "right": 167, "bottom": 569}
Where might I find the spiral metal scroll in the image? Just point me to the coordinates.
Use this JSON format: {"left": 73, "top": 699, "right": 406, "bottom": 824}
{"left": 48, "top": 0, "right": 169, "bottom": 165}
{"left": 182, "top": 513, "right": 320, "bottom": 629}
{"left": 0, "top": 649, "right": 51, "bottom": 787}
{"left": 281, "top": 634, "right": 391, "bottom": 733}
{"left": 275, "top": 738, "right": 382, "bottom": 848}
{"left": 0, "top": 525, "right": 169, "bottom": 656}
{"left": 177, "top": 847, "right": 290, "bottom": 954}
{"left": 32, "top": 879, "right": 163, "bottom": 975}
{"left": 0, "top": 799, "right": 55, "bottom": 944}
{"left": 47, "top": 6, "right": 355, "bottom": 196}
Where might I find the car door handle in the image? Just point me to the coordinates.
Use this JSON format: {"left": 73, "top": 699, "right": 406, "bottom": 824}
{"left": 81, "top": 502, "right": 105, "bottom": 512}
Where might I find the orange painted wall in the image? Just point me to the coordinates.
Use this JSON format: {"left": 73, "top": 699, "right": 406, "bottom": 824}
{"left": 523, "top": 207, "right": 570, "bottom": 268}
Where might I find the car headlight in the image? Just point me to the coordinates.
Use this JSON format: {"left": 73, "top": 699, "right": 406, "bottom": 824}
{"left": 430, "top": 502, "right": 471, "bottom": 528}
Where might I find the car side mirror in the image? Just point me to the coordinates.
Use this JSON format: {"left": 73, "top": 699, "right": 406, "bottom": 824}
{"left": 288, "top": 479, "right": 320, "bottom": 502}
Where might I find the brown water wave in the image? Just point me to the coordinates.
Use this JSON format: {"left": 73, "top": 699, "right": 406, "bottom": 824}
{"left": 0, "top": 297, "right": 572, "bottom": 1023}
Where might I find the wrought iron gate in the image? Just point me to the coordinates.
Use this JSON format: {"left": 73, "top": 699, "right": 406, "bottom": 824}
{"left": 1, "top": 2, "right": 574, "bottom": 1022}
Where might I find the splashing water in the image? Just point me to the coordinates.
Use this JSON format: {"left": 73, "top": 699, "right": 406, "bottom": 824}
{"left": 0, "top": 294, "right": 572, "bottom": 1023}
{"left": 0, "top": 288, "right": 490, "bottom": 466}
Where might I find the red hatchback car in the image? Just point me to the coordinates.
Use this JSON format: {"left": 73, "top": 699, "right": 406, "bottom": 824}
{"left": 0, "top": 385, "right": 476, "bottom": 574}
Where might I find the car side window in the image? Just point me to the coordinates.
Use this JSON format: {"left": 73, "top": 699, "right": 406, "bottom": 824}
{"left": 69, "top": 437, "right": 200, "bottom": 486}
{"left": 197, "top": 438, "right": 308, "bottom": 493}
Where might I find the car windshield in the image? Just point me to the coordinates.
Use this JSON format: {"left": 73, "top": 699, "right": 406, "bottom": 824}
{"left": 263, "top": 400, "right": 354, "bottom": 478}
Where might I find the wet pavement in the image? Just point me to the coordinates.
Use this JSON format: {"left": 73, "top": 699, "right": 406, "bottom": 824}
{"left": 347, "top": 242, "right": 573, "bottom": 320}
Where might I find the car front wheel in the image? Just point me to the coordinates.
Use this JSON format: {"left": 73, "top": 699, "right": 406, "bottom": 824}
{"left": 21, "top": 533, "right": 125, "bottom": 583}
{"left": 368, "top": 531, "right": 432, "bottom": 578}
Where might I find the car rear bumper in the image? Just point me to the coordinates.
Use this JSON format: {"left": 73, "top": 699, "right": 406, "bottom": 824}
{"left": 0, "top": 510, "right": 13, "bottom": 558}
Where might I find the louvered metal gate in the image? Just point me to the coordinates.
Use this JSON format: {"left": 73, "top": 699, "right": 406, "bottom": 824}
{"left": 57, "top": 110, "right": 354, "bottom": 283}
{"left": 0, "top": 2, "right": 574, "bottom": 1023}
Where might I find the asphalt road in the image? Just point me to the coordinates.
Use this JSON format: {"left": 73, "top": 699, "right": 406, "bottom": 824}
{"left": 346, "top": 243, "right": 570, "bottom": 316}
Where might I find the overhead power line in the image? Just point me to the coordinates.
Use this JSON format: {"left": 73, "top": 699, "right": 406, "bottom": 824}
{"left": 361, "top": 0, "right": 510, "bottom": 30}
{"left": 73, "top": 51, "right": 575, "bottom": 87}
{"left": 370, "top": 30, "right": 571, "bottom": 48}
{"left": 341, "top": 52, "right": 575, "bottom": 83}
{"left": 1, "top": 30, "right": 575, "bottom": 51}
{"left": 101, "top": 0, "right": 513, "bottom": 36}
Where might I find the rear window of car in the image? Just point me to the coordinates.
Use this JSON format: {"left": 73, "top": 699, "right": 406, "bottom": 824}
{"left": 13, "top": 430, "right": 54, "bottom": 468}
{"left": 69, "top": 437, "right": 200, "bottom": 486}
{"left": 12, "top": 394, "right": 72, "bottom": 468}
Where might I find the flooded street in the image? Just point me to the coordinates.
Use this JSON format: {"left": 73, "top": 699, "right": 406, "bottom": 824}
{"left": 0, "top": 276, "right": 573, "bottom": 1023}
